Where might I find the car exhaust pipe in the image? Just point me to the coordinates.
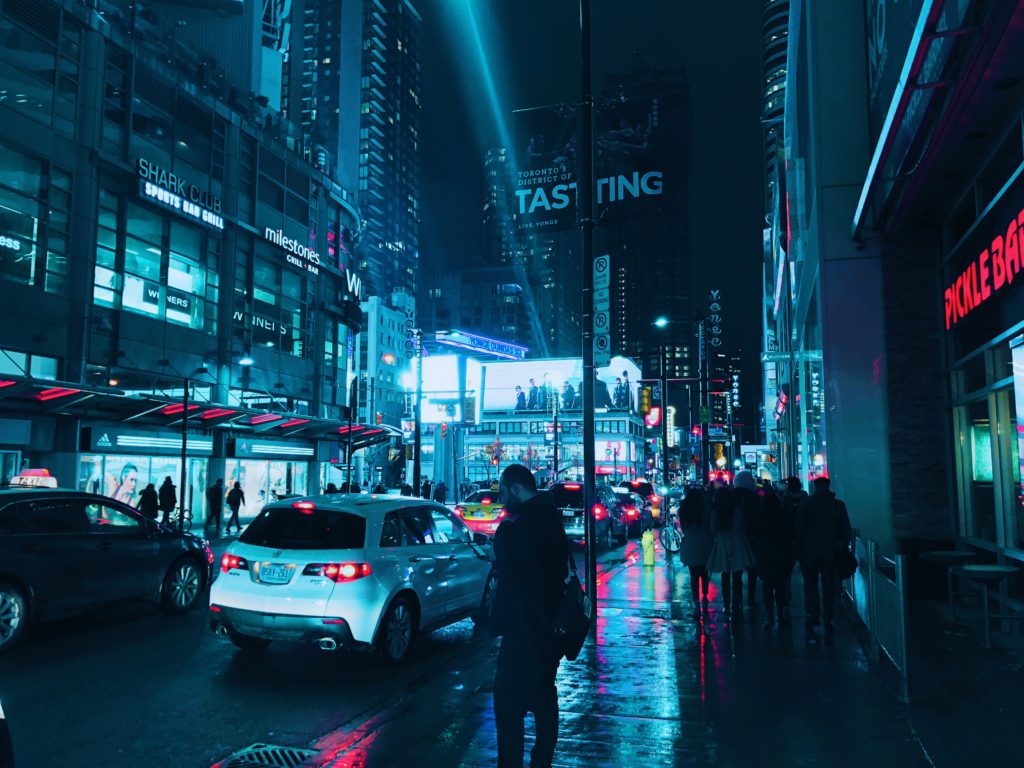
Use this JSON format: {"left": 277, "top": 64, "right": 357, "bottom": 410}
{"left": 215, "top": 625, "right": 230, "bottom": 638}
{"left": 318, "top": 637, "right": 338, "bottom": 652}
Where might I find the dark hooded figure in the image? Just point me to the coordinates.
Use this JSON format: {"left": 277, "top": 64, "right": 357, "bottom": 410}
{"left": 137, "top": 483, "right": 159, "bottom": 520}
{"left": 158, "top": 477, "right": 177, "bottom": 525}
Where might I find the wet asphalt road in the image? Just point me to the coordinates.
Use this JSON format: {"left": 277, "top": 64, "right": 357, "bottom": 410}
{"left": 0, "top": 543, "right": 628, "bottom": 768}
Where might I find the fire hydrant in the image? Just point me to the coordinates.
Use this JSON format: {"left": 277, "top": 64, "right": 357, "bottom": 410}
{"left": 641, "top": 527, "right": 656, "bottom": 567}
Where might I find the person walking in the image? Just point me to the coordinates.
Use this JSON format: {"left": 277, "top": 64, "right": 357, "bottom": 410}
{"left": 706, "top": 487, "right": 756, "bottom": 619}
{"left": 205, "top": 479, "right": 224, "bottom": 536}
{"left": 679, "top": 488, "right": 713, "bottom": 619}
{"left": 137, "top": 482, "right": 159, "bottom": 520}
{"left": 780, "top": 476, "right": 808, "bottom": 615}
{"left": 754, "top": 487, "right": 795, "bottom": 629}
{"left": 421, "top": 478, "right": 432, "bottom": 500}
{"left": 158, "top": 477, "right": 177, "bottom": 525}
{"left": 400, "top": 481, "right": 413, "bottom": 496}
{"left": 225, "top": 481, "right": 245, "bottom": 534}
{"left": 491, "top": 464, "right": 569, "bottom": 768}
{"left": 734, "top": 470, "right": 762, "bottom": 614}
{"left": 433, "top": 481, "right": 447, "bottom": 504}
{"left": 796, "top": 476, "right": 852, "bottom": 641}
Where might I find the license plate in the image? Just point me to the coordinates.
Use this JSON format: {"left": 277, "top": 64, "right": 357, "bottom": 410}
{"left": 562, "top": 510, "right": 577, "bottom": 518}
{"left": 259, "top": 564, "right": 291, "bottom": 584}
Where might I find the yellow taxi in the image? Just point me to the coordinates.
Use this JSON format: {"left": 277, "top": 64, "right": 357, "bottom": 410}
{"left": 454, "top": 490, "right": 508, "bottom": 535}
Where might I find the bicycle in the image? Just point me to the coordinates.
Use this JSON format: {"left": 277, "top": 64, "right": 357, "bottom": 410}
{"left": 659, "top": 504, "right": 683, "bottom": 554}
{"left": 165, "top": 507, "right": 193, "bottom": 532}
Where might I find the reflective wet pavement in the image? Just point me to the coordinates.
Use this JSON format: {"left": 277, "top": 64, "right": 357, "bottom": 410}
{"left": 308, "top": 542, "right": 933, "bottom": 767}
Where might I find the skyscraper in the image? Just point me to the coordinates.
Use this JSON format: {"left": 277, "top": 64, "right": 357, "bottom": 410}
{"left": 285, "top": 0, "right": 422, "bottom": 298}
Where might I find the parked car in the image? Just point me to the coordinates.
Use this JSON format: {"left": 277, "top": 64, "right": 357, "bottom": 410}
{"left": 209, "top": 496, "right": 496, "bottom": 665}
{"left": 549, "top": 482, "right": 628, "bottom": 550}
{"left": 615, "top": 480, "right": 664, "bottom": 525}
{"left": 0, "top": 699, "right": 12, "bottom": 768}
{"left": 453, "top": 490, "right": 507, "bottom": 535}
{"left": 612, "top": 489, "right": 649, "bottom": 537}
{"left": 0, "top": 488, "right": 214, "bottom": 653}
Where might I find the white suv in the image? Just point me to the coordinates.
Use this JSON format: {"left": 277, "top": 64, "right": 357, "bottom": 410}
{"left": 209, "top": 495, "right": 496, "bottom": 664}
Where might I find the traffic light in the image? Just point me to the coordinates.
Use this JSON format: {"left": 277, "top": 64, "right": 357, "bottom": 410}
{"left": 491, "top": 457, "right": 499, "bottom": 466}
{"left": 375, "top": 412, "right": 383, "bottom": 425}
{"left": 440, "top": 423, "right": 448, "bottom": 439}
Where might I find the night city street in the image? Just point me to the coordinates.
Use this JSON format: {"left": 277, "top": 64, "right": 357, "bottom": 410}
{"left": 4, "top": 0, "right": 1024, "bottom": 766}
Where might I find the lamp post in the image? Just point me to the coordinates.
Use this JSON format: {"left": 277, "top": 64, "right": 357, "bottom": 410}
{"left": 412, "top": 329, "right": 423, "bottom": 495}
{"left": 654, "top": 317, "right": 670, "bottom": 489}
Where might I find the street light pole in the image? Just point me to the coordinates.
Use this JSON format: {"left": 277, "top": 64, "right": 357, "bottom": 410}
{"left": 552, "top": 385, "right": 560, "bottom": 478}
{"left": 661, "top": 345, "right": 669, "bottom": 489}
{"left": 179, "top": 378, "right": 189, "bottom": 533}
{"left": 412, "top": 329, "right": 423, "bottom": 495}
{"left": 579, "top": 0, "right": 597, "bottom": 597}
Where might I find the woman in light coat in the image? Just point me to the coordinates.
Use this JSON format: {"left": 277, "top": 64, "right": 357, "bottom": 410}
{"left": 706, "top": 487, "right": 756, "bottom": 619}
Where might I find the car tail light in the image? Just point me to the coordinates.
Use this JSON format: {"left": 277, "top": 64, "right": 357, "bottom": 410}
{"left": 564, "top": 483, "right": 582, "bottom": 490}
{"left": 625, "top": 507, "right": 638, "bottom": 518}
{"left": 303, "top": 563, "right": 373, "bottom": 583}
{"left": 453, "top": 506, "right": 464, "bottom": 517}
{"left": 648, "top": 494, "right": 659, "bottom": 504}
{"left": 481, "top": 497, "right": 493, "bottom": 505}
{"left": 221, "top": 554, "right": 249, "bottom": 573}
{"left": 592, "top": 503, "right": 607, "bottom": 521}
{"left": 497, "top": 508, "right": 508, "bottom": 519}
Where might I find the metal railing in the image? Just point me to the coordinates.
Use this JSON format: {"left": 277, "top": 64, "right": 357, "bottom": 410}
{"left": 844, "top": 535, "right": 911, "bottom": 703}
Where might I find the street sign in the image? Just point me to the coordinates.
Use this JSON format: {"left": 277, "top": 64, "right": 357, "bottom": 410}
{"left": 593, "top": 254, "right": 610, "bottom": 290}
{"left": 594, "top": 332, "right": 611, "bottom": 366}
{"left": 593, "top": 310, "right": 610, "bottom": 333}
{"left": 594, "top": 287, "right": 610, "bottom": 307}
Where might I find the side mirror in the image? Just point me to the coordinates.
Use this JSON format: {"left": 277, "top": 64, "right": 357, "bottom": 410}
{"left": 473, "top": 532, "right": 490, "bottom": 546}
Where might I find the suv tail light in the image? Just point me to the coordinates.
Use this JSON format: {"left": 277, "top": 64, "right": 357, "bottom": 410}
{"left": 592, "top": 503, "right": 607, "bottom": 521}
{"left": 221, "top": 554, "right": 249, "bottom": 573}
{"left": 303, "top": 563, "right": 373, "bottom": 583}
{"left": 453, "top": 506, "right": 465, "bottom": 517}
{"left": 624, "top": 506, "right": 638, "bottom": 518}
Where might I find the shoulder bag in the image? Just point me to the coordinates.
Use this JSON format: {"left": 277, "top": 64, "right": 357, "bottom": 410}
{"left": 553, "top": 549, "right": 593, "bottom": 661}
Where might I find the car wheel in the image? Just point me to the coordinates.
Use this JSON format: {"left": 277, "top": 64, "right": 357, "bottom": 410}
{"left": 473, "top": 570, "right": 498, "bottom": 627}
{"left": 0, "top": 584, "right": 26, "bottom": 653}
{"left": 160, "top": 558, "right": 204, "bottom": 614}
{"left": 378, "top": 596, "right": 415, "bottom": 666}
{"left": 229, "top": 631, "right": 272, "bottom": 651}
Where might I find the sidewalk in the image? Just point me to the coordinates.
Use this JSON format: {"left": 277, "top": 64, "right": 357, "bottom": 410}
{"left": 300, "top": 542, "right": 951, "bottom": 768}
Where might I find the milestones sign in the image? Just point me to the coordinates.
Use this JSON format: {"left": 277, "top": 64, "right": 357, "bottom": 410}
{"left": 264, "top": 227, "right": 321, "bottom": 277}
{"left": 136, "top": 158, "right": 224, "bottom": 230}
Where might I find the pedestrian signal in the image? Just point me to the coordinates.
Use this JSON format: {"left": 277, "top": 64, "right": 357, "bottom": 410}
{"left": 441, "top": 423, "right": 448, "bottom": 439}
{"left": 375, "top": 412, "right": 384, "bottom": 425}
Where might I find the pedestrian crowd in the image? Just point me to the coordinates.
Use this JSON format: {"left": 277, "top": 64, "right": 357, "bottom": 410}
{"left": 677, "top": 469, "right": 852, "bottom": 640}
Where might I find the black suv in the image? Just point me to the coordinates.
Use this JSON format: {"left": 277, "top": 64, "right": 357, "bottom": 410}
{"left": 0, "top": 488, "right": 214, "bottom": 652}
{"left": 548, "top": 483, "right": 628, "bottom": 550}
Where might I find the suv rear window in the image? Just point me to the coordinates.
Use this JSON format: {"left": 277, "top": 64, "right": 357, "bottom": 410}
{"left": 549, "top": 486, "right": 584, "bottom": 509}
{"left": 240, "top": 506, "right": 366, "bottom": 550}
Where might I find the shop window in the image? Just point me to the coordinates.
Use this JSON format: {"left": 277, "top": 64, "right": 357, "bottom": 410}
{"left": 966, "top": 399, "right": 997, "bottom": 541}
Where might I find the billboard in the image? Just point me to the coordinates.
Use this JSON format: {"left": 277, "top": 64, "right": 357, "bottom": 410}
{"left": 405, "top": 355, "right": 483, "bottom": 426}
{"left": 511, "top": 97, "right": 670, "bottom": 233}
{"left": 594, "top": 96, "right": 666, "bottom": 223}
{"left": 482, "top": 357, "right": 642, "bottom": 413}
{"left": 512, "top": 104, "right": 579, "bottom": 233}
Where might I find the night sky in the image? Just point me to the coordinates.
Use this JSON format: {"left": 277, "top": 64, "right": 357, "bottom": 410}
{"left": 419, "top": 1, "right": 765, "bottom": 429}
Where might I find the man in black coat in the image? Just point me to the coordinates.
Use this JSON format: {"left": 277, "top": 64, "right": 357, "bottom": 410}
{"left": 796, "top": 476, "right": 852, "bottom": 641}
{"left": 492, "top": 464, "right": 569, "bottom": 768}
{"left": 158, "top": 477, "right": 177, "bottom": 525}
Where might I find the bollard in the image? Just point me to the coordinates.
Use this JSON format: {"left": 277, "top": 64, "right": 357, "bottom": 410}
{"left": 642, "top": 528, "right": 656, "bottom": 567}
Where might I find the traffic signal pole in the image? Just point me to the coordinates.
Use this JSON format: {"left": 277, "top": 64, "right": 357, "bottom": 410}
{"left": 579, "top": 0, "right": 597, "bottom": 600}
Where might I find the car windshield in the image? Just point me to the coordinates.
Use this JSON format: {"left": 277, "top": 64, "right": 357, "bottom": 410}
{"left": 466, "top": 491, "right": 497, "bottom": 504}
{"left": 239, "top": 506, "right": 367, "bottom": 550}
{"left": 549, "top": 486, "right": 584, "bottom": 509}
